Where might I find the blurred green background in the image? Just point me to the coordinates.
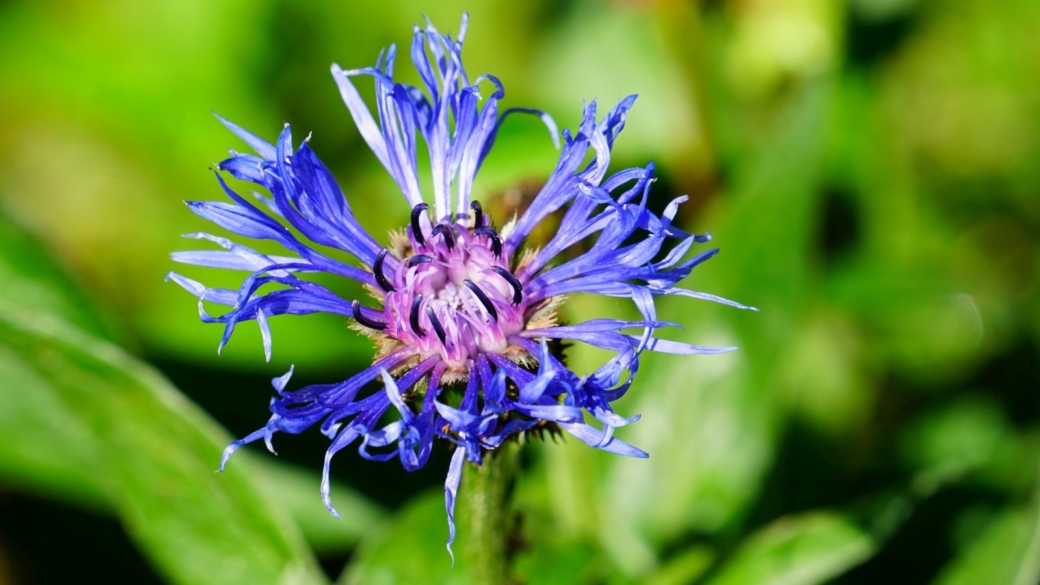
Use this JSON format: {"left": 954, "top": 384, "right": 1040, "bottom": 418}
{"left": 0, "top": 0, "right": 1038, "bottom": 583}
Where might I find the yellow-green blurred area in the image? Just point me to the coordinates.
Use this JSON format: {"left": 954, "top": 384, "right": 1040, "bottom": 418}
{"left": 0, "top": 0, "right": 1038, "bottom": 583}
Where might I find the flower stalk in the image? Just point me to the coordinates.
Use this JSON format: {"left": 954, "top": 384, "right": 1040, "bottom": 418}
{"left": 462, "top": 443, "right": 518, "bottom": 584}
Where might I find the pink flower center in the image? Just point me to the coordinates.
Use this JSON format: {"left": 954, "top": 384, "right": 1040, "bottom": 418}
{"left": 375, "top": 207, "right": 527, "bottom": 369}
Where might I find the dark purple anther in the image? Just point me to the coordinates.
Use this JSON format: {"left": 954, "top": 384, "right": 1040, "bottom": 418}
{"left": 463, "top": 280, "right": 498, "bottom": 321}
{"left": 475, "top": 226, "right": 502, "bottom": 258}
{"left": 351, "top": 300, "right": 387, "bottom": 330}
{"left": 426, "top": 306, "right": 448, "bottom": 346}
{"left": 432, "top": 224, "right": 455, "bottom": 251}
{"left": 410, "top": 294, "right": 426, "bottom": 336}
{"left": 411, "top": 203, "right": 429, "bottom": 247}
{"left": 491, "top": 267, "right": 523, "bottom": 305}
{"left": 374, "top": 248, "right": 396, "bottom": 292}
{"left": 407, "top": 254, "right": 433, "bottom": 267}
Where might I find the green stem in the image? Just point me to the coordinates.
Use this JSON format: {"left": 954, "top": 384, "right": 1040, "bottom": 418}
{"left": 462, "top": 443, "right": 518, "bottom": 585}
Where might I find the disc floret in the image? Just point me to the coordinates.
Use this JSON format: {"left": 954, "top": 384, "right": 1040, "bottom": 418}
{"left": 365, "top": 202, "right": 530, "bottom": 372}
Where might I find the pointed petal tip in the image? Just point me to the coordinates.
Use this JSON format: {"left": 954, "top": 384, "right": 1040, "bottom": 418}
{"left": 272, "top": 365, "right": 295, "bottom": 393}
{"left": 210, "top": 111, "right": 230, "bottom": 125}
{"left": 321, "top": 481, "right": 343, "bottom": 520}
{"left": 617, "top": 441, "right": 650, "bottom": 459}
{"left": 263, "top": 437, "right": 278, "bottom": 456}
{"left": 217, "top": 443, "right": 237, "bottom": 472}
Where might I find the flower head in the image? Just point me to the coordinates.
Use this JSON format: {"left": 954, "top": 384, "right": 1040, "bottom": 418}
{"left": 168, "top": 14, "right": 753, "bottom": 555}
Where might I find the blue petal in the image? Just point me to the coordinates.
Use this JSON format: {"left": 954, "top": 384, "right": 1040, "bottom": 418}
{"left": 256, "top": 307, "right": 272, "bottom": 362}
{"left": 444, "top": 446, "right": 466, "bottom": 564}
{"left": 213, "top": 112, "right": 277, "bottom": 160}
{"left": 272, "top": 365, "right": 294, "bottom": 393}
{"left": 330, "top": 63, "right": 391, "bottom": 170}
{"left": 628, "top": 336, "right": 737, "bottom": 355}
{"left": 559, "top": 421, "right": 648, "bottom": 458}
{"left": 186, "top": 200, "right": 285, "bottom": 242}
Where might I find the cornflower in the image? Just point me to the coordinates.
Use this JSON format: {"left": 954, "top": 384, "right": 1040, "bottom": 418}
{"left": 168, "top": 15, "right": 753, "bottom": 555}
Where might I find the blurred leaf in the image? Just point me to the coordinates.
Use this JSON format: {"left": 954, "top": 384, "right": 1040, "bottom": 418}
{"left": 932, "top": 494, "right": 1040, "bottom": 585}
{"left": 722, "top": 0, "right": 842, "bottom": 100}
{"left": 0, "top": 213, "right": 114, "bottom": 340}
{"left": 0, "top": 329, "right": 110, "bottom": 511}
{"left": 599, "top": 345, "right": 770, "bottom": 574}
{"left": 515, "top": 539, "right": 605, "bottom": 585}
{"left": 901, "top": 397, "right": 1036, "bottom": 493}
{"left": 593, "top": 81, "right": 838, "bottom": 574}
{"left": 0, "top": 211, "right": 384, "bottom": 556}
{"left": 704, "top": 512, "right": 875, "bottom": 585}
{"left": 0, "top": 0, "right": 277, "bottom": 345}
{"left": 640, "top": 546, "right": 715, "bottom": 585}
{"left": 339, "top": 490, "right": 469, "bottom": 585}
{"left": 0, "top": 304, "right": 326, "bottom": 585}
{"left": 884, "top": 0, "right": 1040, "bottom": 180}
{"left": 513, "top": 454, "right": 616, "bottom": 585}
{"left": 533, "top": 1, "right": 705, "bottom": 170}
{"left": 774, "top": 312, "right": 872, "bottom": 437}
{"left": 0, "top": 213, "right": 121, "bottom": 510}
{"left": 264, "top": 462, "right": 385, "bottom": 555}
{"left": 902, "top": 397, "right": 1007, "bottom": 478}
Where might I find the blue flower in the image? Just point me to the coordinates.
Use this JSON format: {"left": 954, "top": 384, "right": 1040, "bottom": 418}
{"left": 168, "top": 14, "right": 754, "bottom": 557}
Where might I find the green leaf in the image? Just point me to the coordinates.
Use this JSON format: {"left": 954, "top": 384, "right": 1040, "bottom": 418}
{"left": 265, "top": 462, "right": 385, "bottom": 555}
{"left": 933, "top": 483, "right": 1040, "bottom": 585}
{"left": 513, "top": 539, "right": 605, "bottom": 585}
{"left": 0, "top": 303, "right": 326, "bottom": 585}
{"left": 0, "top": 213, "right": 384, "bottom": 557}
{"left": 704, "top": 512, "right": 875, "bottom": 585}
{"left": 0, "top": 215, "right": 119, "bottom": 511}
{"left": 900, "top": 397, "right": 1033, "bottom": 492}
{"left": 0, "top": 332, "right": 111, "bottom": 511}
{"left": 510, "top": 451, "right": 618, "bottom": 585}
{"left": 0, "top": 213, "right": 114, "bottom": 340}
{"left": 339, "top": 490, "right": 470, "bottom": 585}
{"left": 641, "top": 546, "right": 715, "bottom": 585}
{"left": 589, "top": 80, "right": 835, "bottom": 576}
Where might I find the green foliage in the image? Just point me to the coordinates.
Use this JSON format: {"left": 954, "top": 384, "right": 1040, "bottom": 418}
{"left": 0, "top": 215, "right": 114, "bottom": 341}
{"left": 0, "top": 216, "right": 380, "bottom": 582}
{"left": 339, "top": 491, "right": 470, "bottom": 585}
{"left": 0, "top": 304, "right": 325, "bottom": 585}
{"left": 705, "top": 513, "right": 874, "bottom": 585}
{"left": 933, "top": 496, "right": 1040, "bottom": 585}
